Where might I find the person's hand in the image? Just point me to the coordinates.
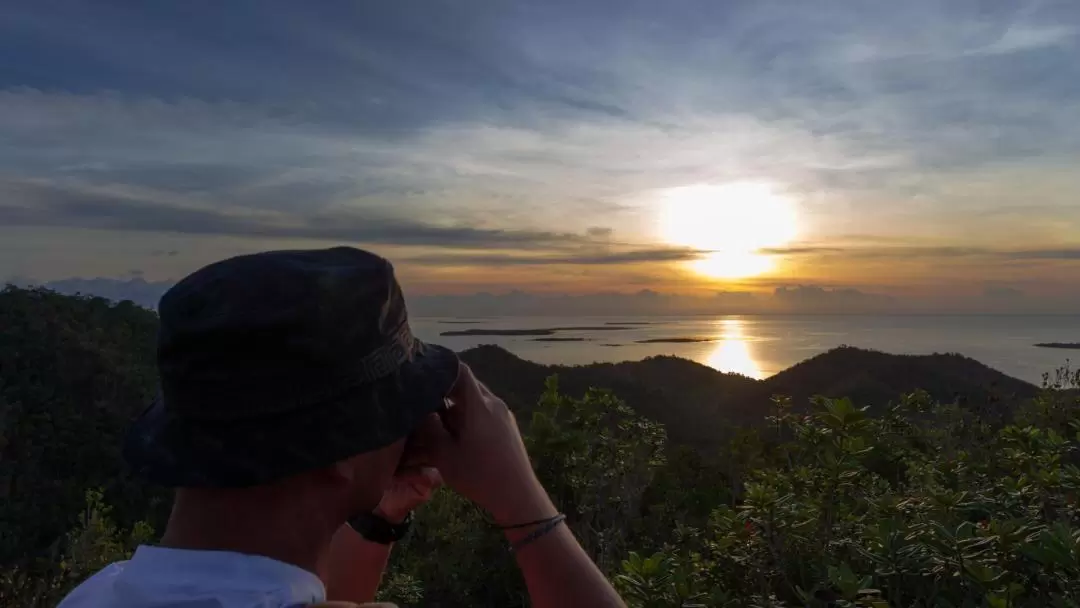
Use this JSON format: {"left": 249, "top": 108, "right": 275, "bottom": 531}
{"left": 374, "top": 466, "right": 442, "bottom": 524}
{"left": 415, "top": 364, "right": 557, "bottom": 526}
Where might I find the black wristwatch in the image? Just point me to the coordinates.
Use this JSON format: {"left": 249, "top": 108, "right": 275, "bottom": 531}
{"left": 348, "top": 511, "right": 413, "bottom": 545}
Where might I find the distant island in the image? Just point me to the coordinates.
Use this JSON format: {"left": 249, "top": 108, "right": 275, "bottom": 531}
{"left": 532, "top": 337, "right": 588, "bottom": 342}
{"left": 441, "top": 325, "right": 634, "bottom": 337}
{"left": 1035, "top": 342, "right": 1080, "bottom": 349}
{"left": 442, "top": 328, "right": 555, "bottom": 336}
{"left": 636, "top": 337, "right": 714, "bottom": 343}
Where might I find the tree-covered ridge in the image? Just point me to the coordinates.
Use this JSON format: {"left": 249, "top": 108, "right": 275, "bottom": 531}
{"left": 3, "top": 286, "right": 1080, "bottom": 607}
{"left": 461, "top": 343, "right": 1040, "bottom": 450}
{"left": 0, "top": 286, "right": 168, "bottom": 605}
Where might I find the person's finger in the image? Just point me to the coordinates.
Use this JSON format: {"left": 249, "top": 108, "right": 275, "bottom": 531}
{"left": 394, "top": 465, "right": 443, "bottom": 495}
{"left": 412, "top": 413, "right": 454, "bottom": 459}
{"left": 417, "top": 465, "right": 443, "bottom": 490}
{"left": 477, "top": 380, "right": 497, "bottom": 399}
{"left": 406, "top": 466, "right": 442, "bottom": 500}
{"left": 443, "top": 365, "right": 483, "bottom": 435}
{"left": 400, "top": 429, "right": 434, "bottom": 468}
{"left": 447, "top": 363, "right": 484, "bottom": 409}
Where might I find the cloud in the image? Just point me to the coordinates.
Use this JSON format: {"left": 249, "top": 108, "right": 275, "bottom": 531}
{"left": 1, "top": 1, "right": 1079, "bottom": 289}
{"left": 29, "top": 273, "right": 898, "bottom": 317}
{"left": 772, "top": 285, "right": 894, "bottom": 312}
{"left": 984, "top": 285, "right": 1025, "bottom": 299}
{"left": 2, "top": 0, "right": 1077, "bottom": 215}
{"left": 404, "top": 248, "right": 701, "bottom": 267}
{"left": 758, "top": 246, "right": 847, "bottom": 256}
{"left": 0, "top": 178, "right": 602, "bottom": 251}
{"left": 763, "top": 244, "right": 1080, "bottom": 261}
{"left": 411, "top": 284, "right": 896, "bottom": 315}
{"left": 28, "top": 275, "right": 900, "bottom": 315}
{"left": 973, "top": 25, "right": 1076, "bottom": 56}
{"left": 1005, "top": 249, "right": 1080, "bottom": 260}
{"left": 25, "top": 274, "right": 1080, "bottom": 315}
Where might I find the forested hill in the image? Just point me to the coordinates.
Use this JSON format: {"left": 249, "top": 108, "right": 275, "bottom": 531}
{"left": 0, "top": 286, "right": 1054, "bottom": 606}
{"left": 0, "top": 287, "right": 167, "bottom": 574}
{"left": 462, "top": 343, "right": 1038, "bottom": 448}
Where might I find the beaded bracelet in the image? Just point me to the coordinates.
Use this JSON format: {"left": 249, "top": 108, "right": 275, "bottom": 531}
{"left": 509, "top": 514, "right": 567, "bottom": 553}
{"left": 498, "top": 513, "right": 565, "bottom": 530}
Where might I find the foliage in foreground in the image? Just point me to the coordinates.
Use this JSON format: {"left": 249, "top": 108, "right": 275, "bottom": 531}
{"left": 6, "top": 374, "right": 1080, "bottom": 608}
{"left": 7, "top": 369, "right": 1080, "bottom": 607}
{"left": 387, "top": 373, "right": 1080, "bottom": 608}
{"left": 6, "top": 287, "right": 1080, "bottom": 607}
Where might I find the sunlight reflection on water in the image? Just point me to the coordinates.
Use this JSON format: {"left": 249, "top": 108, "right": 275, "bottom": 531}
{"left": 705, "top": 318, "right": 764, "bottom": 379}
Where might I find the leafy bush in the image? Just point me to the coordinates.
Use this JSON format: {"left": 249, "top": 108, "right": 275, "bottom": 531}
{"left": 604, "top": 386, "right": 1080, "bottom": 608}
{"left": 1, "top": 489, "right": 152, "bottom": 607}
{"left": 6, "top": 287, "right": 1080, "bottom": 607}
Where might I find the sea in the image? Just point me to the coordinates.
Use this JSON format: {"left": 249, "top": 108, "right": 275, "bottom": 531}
{"left": 411, "top": 315, "right": 1080, "bottom": 385}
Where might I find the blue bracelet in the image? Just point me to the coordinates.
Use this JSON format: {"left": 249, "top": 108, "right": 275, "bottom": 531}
{"left": 509, "top": 514, "right": 567, "bottom": 552}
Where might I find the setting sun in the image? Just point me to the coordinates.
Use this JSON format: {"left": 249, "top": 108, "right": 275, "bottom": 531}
{"left": 660, "top": 182, "right": 798, "bottom": 279}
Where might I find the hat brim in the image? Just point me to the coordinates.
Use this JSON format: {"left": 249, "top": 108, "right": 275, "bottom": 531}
{"left": 124, "top": 341, "right": 459, "bottom": 488}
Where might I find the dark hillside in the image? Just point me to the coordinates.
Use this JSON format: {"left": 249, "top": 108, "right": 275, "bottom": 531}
{"left": 0, "top": 288, "right": 1043, "bottom": 580}
{"left": 0, "top": 287, "right": 168, "bottom": 567}
{"left": 461, "top": 345, "right": 758, "bottom": 448}
{"left": 0, "top": 288, "right": 1074, "bottom": 607}
{"left": 745, "top": 346, "right": 1038, "bottom": 414}
{"left": 463, "top": 345, "right": 1041, "bottom": 445}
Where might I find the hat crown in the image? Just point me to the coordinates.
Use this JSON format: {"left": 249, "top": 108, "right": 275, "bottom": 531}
{"left": 157, "top": 247, "right": 412, "bottom": 420}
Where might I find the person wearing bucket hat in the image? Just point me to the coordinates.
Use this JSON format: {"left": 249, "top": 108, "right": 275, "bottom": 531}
{"left": 58, "top": 247, "right": 626, "bottom": 608}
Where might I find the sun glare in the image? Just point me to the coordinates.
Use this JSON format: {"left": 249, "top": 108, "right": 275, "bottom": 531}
{"left": 705, "top": 318, "right": 763, "bottom": 379}
{"left": 660, "top": 182, "right": 798, "bottom": 279}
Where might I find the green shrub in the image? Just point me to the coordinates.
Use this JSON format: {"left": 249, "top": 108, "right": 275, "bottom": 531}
{"left": 7, "top": 287, "right": 1080, "bottom": 606}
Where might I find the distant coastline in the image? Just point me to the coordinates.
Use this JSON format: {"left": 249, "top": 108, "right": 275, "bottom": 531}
{"left": 441, "top": 326, "right": 634, "bottom": 337}
{"left": 532, "top": 337, "right": 588, "bottom": 342}
{"left": 636, "top": 337, "right": 713, "bottom": 344}
{"left": 412, "top": 314, "right": 1080, "bottom": 385}
{"left": 1035, "top": 342, "right": 1080, "bottom": 350}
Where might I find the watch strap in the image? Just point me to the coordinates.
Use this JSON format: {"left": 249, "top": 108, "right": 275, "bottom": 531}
{"left": 348, "top": 511, "right": 412, "bottom": 545}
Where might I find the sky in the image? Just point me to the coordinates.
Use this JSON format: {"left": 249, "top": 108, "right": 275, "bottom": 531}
{"left": 1, "top": 0, "right": 1079, "bottom": 313}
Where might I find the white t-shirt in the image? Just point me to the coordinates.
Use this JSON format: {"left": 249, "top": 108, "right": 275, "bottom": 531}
{"left": 58, "top": 545, "right": 326, "bottom": 607}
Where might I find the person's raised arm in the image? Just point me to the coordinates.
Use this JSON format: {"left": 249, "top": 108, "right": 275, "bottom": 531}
{"left": 323, "top": 468, "right": 441, "bottom": 604}
{"left": 417, "top": 365, "right": 627, "bottom": 608}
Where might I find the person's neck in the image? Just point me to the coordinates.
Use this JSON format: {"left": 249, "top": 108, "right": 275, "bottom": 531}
{"left": 159, "top": 488, "right": 344, "bottom": 575}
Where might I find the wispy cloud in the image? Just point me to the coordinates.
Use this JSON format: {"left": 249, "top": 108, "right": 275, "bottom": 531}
{"left": 403, "top": 248, "right": 702, "bottom": 267}
{"left": 0, "top": 0, "right": 1078, "bottom": 297}
{"left": 0, "top": 178, "right": 603, "bottom": 251}
{"left": 973, "top": 24, "right": 1076, "bottom": 56}
{"left": 763, "top": 244, "right": 1080, "bottom": 261}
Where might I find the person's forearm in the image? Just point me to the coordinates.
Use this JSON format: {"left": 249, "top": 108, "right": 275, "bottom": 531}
{"left": 499, "top": 484, "right": 626, "bottom": 608}
{"left": 324, "top": 525, "right": 391, "bottom": 604}
{"left": 507, "top": 522, "right": 626, "bottom": 608}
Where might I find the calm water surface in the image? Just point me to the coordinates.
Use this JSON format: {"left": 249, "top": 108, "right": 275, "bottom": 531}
{"left": 411, "top": 315, "right": 1080, "bottom": 384}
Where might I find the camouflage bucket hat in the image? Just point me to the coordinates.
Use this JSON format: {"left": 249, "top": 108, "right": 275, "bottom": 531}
{"left": 123, "top": 247, "right": 459, "bottom": 488}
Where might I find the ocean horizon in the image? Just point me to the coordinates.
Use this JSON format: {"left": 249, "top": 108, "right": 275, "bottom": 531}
{"left": 412, "top": 314, "right": 1080, "bottom": 385}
